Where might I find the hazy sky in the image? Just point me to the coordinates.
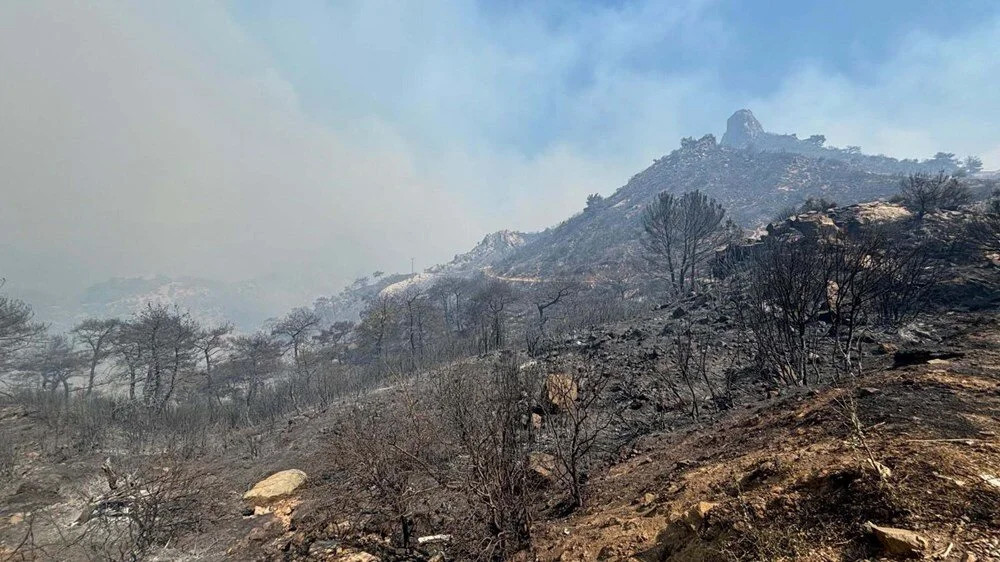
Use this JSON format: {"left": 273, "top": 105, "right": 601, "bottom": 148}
{"left": 2, "top": 0, "right": 999, "bottom": 300}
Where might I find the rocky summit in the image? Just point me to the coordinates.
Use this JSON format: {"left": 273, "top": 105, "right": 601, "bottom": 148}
{"left": 720, "top": 108, "right": 765, "bottom": 148}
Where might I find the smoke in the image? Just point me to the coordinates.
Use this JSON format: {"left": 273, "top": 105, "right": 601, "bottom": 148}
{"left": 1, "top": 1, "right": 996, "bottom": 309}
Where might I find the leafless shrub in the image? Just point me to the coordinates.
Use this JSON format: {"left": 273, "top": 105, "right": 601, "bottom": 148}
{"left": 435, "top": 353, "right": 539, "bottom": 559}
{"left": 337, "top": 381, "right": 445, "bottom": 551}
{"left": 900, "top": 172, "right": 970, "bottom": 219}
{"left": 0, "top": 428, "right": 15, "bottom": 480}
{"left": 79, "top": 457, "right": 205, "bottom": 562}
{"left": 824, "top": 229, "right": 915, "bottom": 376}
{"left": 835, "top": 393, "right": 888, "bottom": 485}
{"left": 731, "top": 224, "right": 939, "bottom": 388}
{"left": 738, "top": 237, "right": 834, "bottom": 387}
{"left": 543, "top": 363, "right": 619, "bottom": 509}
{"left": 672, "top": 324, "right": 719, "bottom": 420}
{"left": 525, "top": 283, "right": 577, "bottom": 355}
{"left": 966, "top": 193, "right": 1000, "bottom": 254}
{"left": 868, "top": 243, "right": 940, "bottom": 327}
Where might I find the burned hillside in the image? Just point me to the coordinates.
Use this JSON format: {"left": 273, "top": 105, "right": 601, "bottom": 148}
{"left": 3, "top": 117, "right": 1000, "bottom": 562}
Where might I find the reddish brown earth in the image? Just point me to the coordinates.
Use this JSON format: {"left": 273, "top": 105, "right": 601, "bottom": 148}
{"left": 532, "top": 319, "right": 1000, "bottom": 561}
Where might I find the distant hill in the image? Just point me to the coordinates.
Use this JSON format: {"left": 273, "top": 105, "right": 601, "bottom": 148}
{"left": 495, "top": 132, "right": 901, "bottom": 278}
{"left": 312, "top": 109, "right": 982, "bottom": 319}
{"left": 27, "top": 275, "right": 314, "bottom": 333}
{"left": 313, "top": 230, "right": 536, "bottom": 322}
{"left": 314, "top": 109, "right": 972, "bottom": 320}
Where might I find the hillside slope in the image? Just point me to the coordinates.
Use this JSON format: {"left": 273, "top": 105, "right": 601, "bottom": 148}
{"left": 315, "top": 110, "right": 941, "bottom": 318}
{"left": 7, "top": 310, "right": 995, "bottom": 560}
{"left": 497, "top": 132, "right": 902, "bottom": 278}
{"left": 534, "top": 313, "right": 1000, "bottom": 560}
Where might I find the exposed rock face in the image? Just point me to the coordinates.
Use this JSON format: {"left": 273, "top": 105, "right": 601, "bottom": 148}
{"left": 788, "top": 212, "right": 840, "bottom": 238}
{"left": 243, "top": 469, "right": 307, "bottom": 503}
{"left": 721, "top": 109, "right": 764, "bottom": 148}
{"left": 314, "top": 110, "right": 965, "bottom": 320}
{"left": 765, "top": 201, "right": 914, "bottom": 243}
{"left": 849, "top": 201, "right": 912, "bottom": 225}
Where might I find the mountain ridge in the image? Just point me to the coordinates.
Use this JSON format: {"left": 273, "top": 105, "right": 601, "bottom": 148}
{"left": 25, "top": 110, "right": 987, "bottom": 328}
{"left": 311, "top": 109, "right": 983, "bottom": 321}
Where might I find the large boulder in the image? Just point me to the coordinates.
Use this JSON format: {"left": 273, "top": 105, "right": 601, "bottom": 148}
{"left": 545, "top": 373, "right": 578, "bottom": 411}
{"left": 243, "top": 469, "right": 307, "bottom": 503}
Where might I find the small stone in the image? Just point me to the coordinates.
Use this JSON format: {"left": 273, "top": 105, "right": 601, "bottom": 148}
{"left": 979, "top": 474, "right": 1000, "bottom": 489}
{"left": 875, "top": 342, "right": 899, "bottom": 355}
{"left": 683, "top": 501, "right": 718, "bottom": 528}
{"left": 865, "top": 522, "right": 928, "bottom": 558}
{"left": 638, "top": 492, "right": 658, "bottom": 507}
{"left": 528, "top": 451, "right": 558, "bottom": 485}
{"left": 866, "top": 459, "right": 893, "bottom": 480}
{"left": 248, "top": 522, "right": 278, "bottom": 542}
{"left": 545, "top": 373, "right": 579, "bottom": 410}
{"left": 253, "top": 505, "right": 272, "bottom": 516}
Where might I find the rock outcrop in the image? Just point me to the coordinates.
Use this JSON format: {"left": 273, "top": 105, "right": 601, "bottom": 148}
{"left": 720, "top": 109, "right": 764, "bottom": 148}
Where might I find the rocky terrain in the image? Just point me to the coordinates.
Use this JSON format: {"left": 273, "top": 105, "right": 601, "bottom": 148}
{"left": 318, "top": 110, "right": 988, "bottom": 322}
{"left": 720, "top": 109, "right": 967, "bottom": 176}
{"left": 34, "top": 110, "right": 983, "bottom": 329}
{"left": 533, "top": 311, "right": 1000, "bottom": 561}
{"left": 5, "top": 278, "right": 998, "bottom": 560}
